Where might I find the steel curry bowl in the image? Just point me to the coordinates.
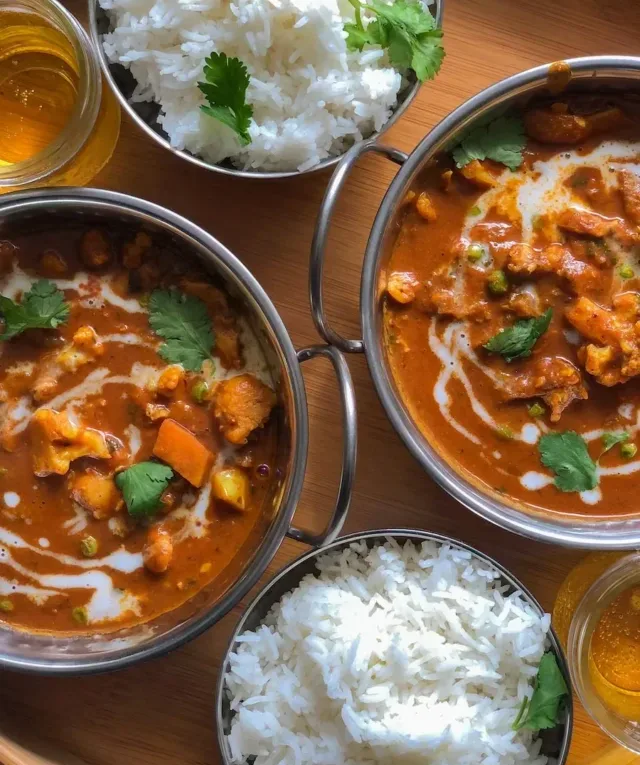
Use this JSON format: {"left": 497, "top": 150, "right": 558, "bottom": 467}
{"left": 0, "top": 187, "right": 356, "bottom": 675}
{"left": 311, "top": 56, "right": 640, "bottom": 549}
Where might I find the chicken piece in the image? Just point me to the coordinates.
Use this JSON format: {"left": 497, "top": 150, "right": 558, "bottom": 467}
{"left": 586, "top": 107, "right": 626, "bottom": 135}
{"left": 619, "top": 170, "right": 640, "bottom": 225}
{"left": 214, "top": 374, "right": 276, "bottom": 445}
{"left": 421, "top": 260, "right": 491, "bottom": 322}
{"left": 143, "top": 526, "right": 173, "bottom": 574}
{"left": 506, "top": 288, "right": 542, "bottom": 318}
{"left": 0, "top": 241, "right": 16, "bottom": 275}
{"left": 565, "top": 293, "right": 640, "bottom": 385}
{"left": 415, "top": 192, "right": 437, "bottom": 221}
{"left": 145, "top": 403, "right": 170, "bottom": 422}
{"left": 525, "top": 108, "right": 591, "bottom": 144}
{"left": 503, "top": 357, "right": 587, "bottom": 421}
{"left": 70, "top": 470, "right": 122, "bottom": 519}
{"left": 56, "top": 326, "right": 104, "bottom": 374}
{"left": 40, "top": 249, "right": 67, "bottom": 276}
{"left": 441, "top": 169, "right": 453, "bottom": 192}
{"left": 156, "top": 365, "right": 185, "bottom": 396}
{"left": 460, "top": 159, "right": 499, "bottom": 189}
{"left": 507, "top": 242, "right": 599, "bottom": 294}
{"left": 122, "top": 231, "right": 152, "bottom": 270}
{"left": 80, "top": 229, "right": 111, "bottom": 269}
{"left": 31, "top": 409, "right": 111, "bottom": 477}
{"left": 386, "top": 272, "right": 418, "bottom": 304}
{"left": 180, "top": 279, "right": 242, "bottom": 369}
{"left": 557, "top": 208, "right": 616, "bottom": 238}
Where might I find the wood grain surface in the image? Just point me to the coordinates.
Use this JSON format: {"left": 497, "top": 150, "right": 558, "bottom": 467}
{"left": 3, "top": 1, "right": 640, "bottom": 763}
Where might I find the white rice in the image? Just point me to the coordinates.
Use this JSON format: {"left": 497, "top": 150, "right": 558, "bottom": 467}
{"left": 99, "top": 0, "right": 428, "bottom": 172}
{"left": 224, "top": 539, "right": 555, "bottom": 765}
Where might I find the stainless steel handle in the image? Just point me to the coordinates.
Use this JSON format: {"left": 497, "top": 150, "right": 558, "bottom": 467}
{"left": 310, "top": 138, "right": 407, "bottom": 353}
{"left": 287, "top": 344, "right": 357, "bottom": 547}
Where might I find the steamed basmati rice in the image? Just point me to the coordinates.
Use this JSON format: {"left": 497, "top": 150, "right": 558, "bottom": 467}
{"left": 224, "top": 539, "right": 556, "bottom": 765}
{"left": 99, "top": 0, "right": 426, "bottom": 172}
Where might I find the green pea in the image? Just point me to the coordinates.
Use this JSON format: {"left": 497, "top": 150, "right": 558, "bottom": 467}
{"left": 191, "top": 380, "right": 210, "bottom": 404}
{"left": 80, "top": 536, "right": 98, "bottom": 558}
{"left": 72, "top": 606, "right": 89, "bottom": 625}
{"left": 0, "top": 599, "right": 14, "bottom": 612}
{"left": 528, "top": 403, "right": 545, "bottom": 418}
{"left": 496, "top": 425, "right": 515, "bottom": 440}
{"left": 621, "top": 443, "right": 638, "bottom": 459}
{"left": 466, "top": 244, "right": 484, "bottom": 262}
{"left": 488, "top": 270, "right": 509, "bottom": 296}
{"left": 469, "top": 205, "right": 481, "bottom": 216}
{"left": 619, "top": 264, "right": 634, "bottom": 280}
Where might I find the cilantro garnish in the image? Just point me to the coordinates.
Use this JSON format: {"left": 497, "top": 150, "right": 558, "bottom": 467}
{"left": 483, "top": 309, "right": 552, "bottom": 363}
{"left": 198, "top": 53, "right": 253, "bottom": 146}
{"left": 0, "top": 279, "right": 70, "bottom": 341}
{"left": 513, "top": 653, "right": 569, "bottom": 731}
{"left": 601, "top": 431, "right": 630, "bottom": 454}
{"left": 452, "top": 114, "right": 526, "bottom": 172}
{"left": 345, "top": 0, "right": 444, "bottom": 82}
{"left": 115, "top": 462, "right": 174, "bottom": 518}
{"left": 538, "top": 431, "right": 598, "bottom": 493}
{"left": 148, "top": 289, "right": 214, "bottom": 373}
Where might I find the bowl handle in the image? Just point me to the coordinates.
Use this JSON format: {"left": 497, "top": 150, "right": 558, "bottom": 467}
{"left": 310, "top": 138, "right": 407, "bottom": 353}
{"left": 286, "top": 344, "right": 357, "bottom": 547}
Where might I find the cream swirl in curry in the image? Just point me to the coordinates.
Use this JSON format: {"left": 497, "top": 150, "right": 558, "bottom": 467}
{"left": 385, "top": 96, "right": 640, "bottom": 515}
{"left": 0, "top": 225, "right": 277, "bottom": 634}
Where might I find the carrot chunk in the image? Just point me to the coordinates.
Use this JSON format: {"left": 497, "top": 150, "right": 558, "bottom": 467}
{"left": 152, "top": 418, "right": 214, "bottom": 487}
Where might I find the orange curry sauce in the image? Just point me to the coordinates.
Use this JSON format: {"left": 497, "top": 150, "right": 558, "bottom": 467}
{"left": 384, "top": 97, "right": 640, "bottom": 517}
{"left": 0, "top": 225, "right": 277, "bottom": 634}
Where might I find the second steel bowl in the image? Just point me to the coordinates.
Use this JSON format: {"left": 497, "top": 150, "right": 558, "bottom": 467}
{"left": 310, "top": 55, "right": 640, "bottom": 549}
{"left": 215, "top": 529, "right": 574, "bottom": 765}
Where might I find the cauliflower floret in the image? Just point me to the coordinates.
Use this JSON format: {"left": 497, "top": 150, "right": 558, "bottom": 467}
{"left": 30, "top": 409, "right": 110, "bottom": 477}
{"left": 156, "top": 365, "right": 184, "bottom": 396}
{"left": 214, "top": 374, "right": 276, "bottom": 445}
{"left": 56, "top": 326, "right": 104, "bottom": 374}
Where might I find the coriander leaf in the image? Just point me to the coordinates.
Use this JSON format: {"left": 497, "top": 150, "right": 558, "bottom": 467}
{"left": 483, "top": 308, "right": 552, "bottom": 363}
{"left": 601, "top": 431, "right": 630, "bottom": 454}
{"left": 452, "top": 114, "right": 526, "bottom": 171}
{"left": 148, "top": 289, "right": 214, "bottom": 372}
{"left": 198, "top": 52, "right": 253, "bottom": 145}
{"left": 115, "top": 462, "right": 174, "bottom": 518}
{"left": 345, "top": 0, "right": 444, "bottom": 83}
{"left": 513, "top": 652, "right": 569, "bottom": 731}
{"left": 0, "top": 279, "right": 70, "bottom": 341}
{"left": 538, "top": 431, "right": 598, "bottom": 493}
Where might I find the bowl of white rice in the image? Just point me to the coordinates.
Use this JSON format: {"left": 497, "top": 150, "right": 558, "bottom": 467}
{"left": 215, "top": 529, "right": 573, "bottom": 765}
{"left": 89, "top": 0, "right": 444, "bottom": 178}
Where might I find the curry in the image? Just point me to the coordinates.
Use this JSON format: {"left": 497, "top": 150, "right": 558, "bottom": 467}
{"left": 0, "top": 223, "right": 277, "bottom": 634}
{"left": 384, "top": 95, "right": 640, "bottom": 516}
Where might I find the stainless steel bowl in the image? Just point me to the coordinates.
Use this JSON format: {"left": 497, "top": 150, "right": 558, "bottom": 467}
{"left": 215, "top": 529, "right": 574, "bottom": 764}
{"left": 87, "top": 0, "right": 443, "bottom": 180}
{"left": 311, "top": 56, "right": 640, "bottom": 549}
{"left": 0, "top": 187, "right": 357, "bottom": 675}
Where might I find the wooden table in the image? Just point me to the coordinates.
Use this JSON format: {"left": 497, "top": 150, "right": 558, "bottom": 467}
{"left": 3, "top": 1, "right": 640, "bottom": 763}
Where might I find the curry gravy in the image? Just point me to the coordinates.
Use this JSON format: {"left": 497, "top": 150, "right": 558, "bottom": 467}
{"left": 385, "top": 97, "right": 640, "bottom": 517}
{"left": 0, "top": 225, "right": 278, "bottom": 634}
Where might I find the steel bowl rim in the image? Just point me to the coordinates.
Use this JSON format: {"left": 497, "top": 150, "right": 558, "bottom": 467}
{"left": 87, "top": 0, "right": 444, "bottom": 181}
{"left": 214, "top": 527, "right": 574, "bottom": 765}
{"left": 361, "top": 55, "right": 640, "bottom": 549}
{"left": 0, "top": 186, "right": 309, "bottom": 675}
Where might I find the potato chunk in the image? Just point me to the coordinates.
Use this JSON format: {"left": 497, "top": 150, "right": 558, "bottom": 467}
{"left": 460, "top": 159, "right": 499, "bottom": 189}
{"left": 70, "top": 470, "right": 122, "bottom": 519}
{"left": 386, "top": 272, "right": 418, "bottom": 304}
{"left": 213, "top": 468, "right": 249, "bottom": 511}
{"left": 31, "top": 409, "right": 110, "bottom": 477}
{"left": 214, "top": 374, "right": 276, "bottom": 445}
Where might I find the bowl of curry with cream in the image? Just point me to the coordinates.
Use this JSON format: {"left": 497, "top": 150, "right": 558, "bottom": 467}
{"left": 312, "top": 56, "right": 640, "bottom": 548}
{"left": 0, "top": 188, "right": 356, "bottom": 674}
